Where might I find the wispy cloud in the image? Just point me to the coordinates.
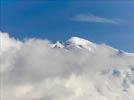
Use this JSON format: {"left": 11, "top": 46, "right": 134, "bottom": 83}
{"left": 71, "top": 13, "right": 121, "bottom": 24}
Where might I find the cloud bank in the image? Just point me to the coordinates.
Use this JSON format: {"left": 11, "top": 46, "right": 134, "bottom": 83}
{"left": 71, "top": 13, "right": 121, "bottom": 24}
{"left": 0, "top": 32, "right": 134, "bottom": 100}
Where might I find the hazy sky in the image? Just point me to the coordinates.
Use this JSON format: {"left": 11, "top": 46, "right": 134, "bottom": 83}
{"left": 1, "top": 0, "right": 134, "bottom": 52}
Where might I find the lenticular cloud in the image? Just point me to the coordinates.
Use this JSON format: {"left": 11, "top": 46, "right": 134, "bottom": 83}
{"left": 0, "top": 32, "right": 134, "bottom": 100}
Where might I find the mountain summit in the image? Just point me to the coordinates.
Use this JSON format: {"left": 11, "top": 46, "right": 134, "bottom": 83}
{"left": 66, "top": 37, "right": 96, "bottom": 51}
{"left": 52, "top": 41, "right": 64, "bottom": 48}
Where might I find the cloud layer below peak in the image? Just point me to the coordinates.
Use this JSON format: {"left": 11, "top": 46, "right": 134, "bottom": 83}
{"left": 0, "top": 32, "right": 134, "bottom": 100}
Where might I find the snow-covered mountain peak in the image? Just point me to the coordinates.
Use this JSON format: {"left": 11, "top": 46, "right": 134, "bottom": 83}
{"left": 67, "top": 37, "right": 95, "bottom": 46}
{"left": 51, "top": 41, "right": 64, "bottom": 48}
{"left": 66, "top": 37, "right": 96, "bottom": 51}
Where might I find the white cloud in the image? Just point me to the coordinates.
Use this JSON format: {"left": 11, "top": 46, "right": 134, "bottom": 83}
{"left": 71, "top": 13, "right": 121, "bottom": 24}
{"left": 0, "top": 32, "right": 134, "bottom": 100}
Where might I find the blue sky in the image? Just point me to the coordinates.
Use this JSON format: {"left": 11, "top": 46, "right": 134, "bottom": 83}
{"left": 1, "top": 0, "right": 134, "bottom": 52}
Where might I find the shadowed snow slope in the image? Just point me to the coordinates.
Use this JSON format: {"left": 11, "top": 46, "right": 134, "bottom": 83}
{"left": 0, "top": 32, "right": 134, "bottom": 100}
